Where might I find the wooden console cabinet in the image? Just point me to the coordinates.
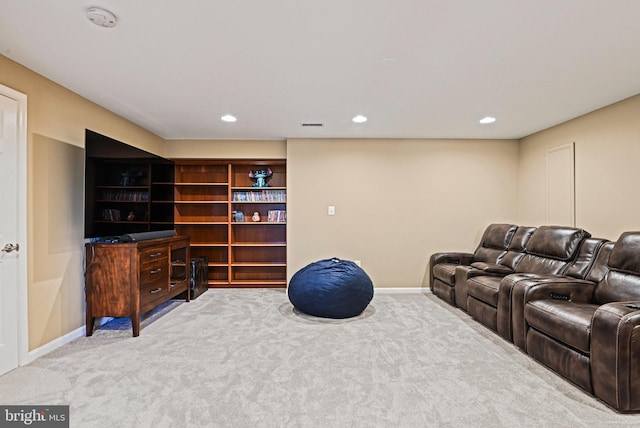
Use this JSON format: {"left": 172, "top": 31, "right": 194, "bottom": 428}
{"left": 85, "top": 235, "right": 190, "bottom": 337}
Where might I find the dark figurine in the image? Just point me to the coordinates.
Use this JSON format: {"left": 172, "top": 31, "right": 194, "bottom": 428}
{"left": 249, "top": 168, "right": 273, "bottom": 187}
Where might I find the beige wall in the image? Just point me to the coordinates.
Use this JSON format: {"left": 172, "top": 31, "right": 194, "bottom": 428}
{"left": 287, "top": 138, "right": 519, "bottom": 287}
{"left": 518, "top": 94, "right": 640, "bottom": 241}
{"left": 1, "top": 55, "right": 166, "bottom": 350}
{"left": 5, "top": 47, "right": 640, "bottom": 349}
{"left": 31, "top": 135, "right": 85, "bottom": 346}
{"left": 166, "top": 139, "right": 286, "bottom": 159}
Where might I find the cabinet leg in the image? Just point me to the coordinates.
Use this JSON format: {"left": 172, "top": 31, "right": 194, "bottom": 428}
{"left": 86, "top": 317, "right": 95, "bottom": 337}
{"left": 132, "top": 317, "right": 140, "bottom": 337}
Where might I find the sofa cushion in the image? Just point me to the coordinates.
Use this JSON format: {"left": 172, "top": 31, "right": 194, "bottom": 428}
{"left": 467, "top": 298, "right": 498, "bottom": 331}
{"left": 500, "top": 226, "right": 537, "bottom": 270}
{"left": 514, "top": 254, "right": 570, "bottom": 275}
{"left": 470, "top": 262, "right": 513, "bottom": 275}
{"left": 472, "top": 223, "right": 518, "bottom": 264}
{"left": 585, "top": 242, "right": 614, "bottom": 283}
{"left": 565, "top": 238, "right": 608, "bottom": 279}
{"left": 525, "top": 226, "right": 591, "bottom": 261}
{"left": 479, "top": 223, "right": 518, "bottom": 250}
{"left": 608, "top": 231, "right": 640, "bottom": 274}
{"left": 594, "top": 270, "right": 640, "bottom": 305}
{"left": 526, "top": 328, "right": 593, "bottom": 393}
{"left": 525, "top": 300, "right": 597, "bottom": 354}
{"left": 432, "top": 279, "right": 456, "bottom": 305}
{"left": 474, "top": 247, "right": 507, "bottom": 265}
{"left": 509, "top": 226, "right": 537, "bottom": 252}
{"left": 466, "top": 275, "right": 502, "bottom": 307}
{"left": 432, "top": 263, "right": 457, "bottom": 284}
{"left": 593, "top": 232, "right": 640, "bottom": 304}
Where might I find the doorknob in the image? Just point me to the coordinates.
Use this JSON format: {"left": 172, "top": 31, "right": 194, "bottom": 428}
{"left": 1, "top": 243, "right": 19, "bottom": 253}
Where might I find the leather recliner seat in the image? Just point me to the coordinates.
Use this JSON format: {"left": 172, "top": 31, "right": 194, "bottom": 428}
{"left": 520, "top": 231, "right": 640, "bottom": 412}
{"left": 453, "top": 225, "right": 536, "bottom": 311}
{"left": 428, "top": 226, "right": 640, "bottom": 413}
{"left": 429, "top": 223, "right": 518, "bottom": 307}
{"left": 464, "top": 226, "right": 591, "bottom": 332}
{"left": 507, "top": 240, "right": 612, "bottom": 348}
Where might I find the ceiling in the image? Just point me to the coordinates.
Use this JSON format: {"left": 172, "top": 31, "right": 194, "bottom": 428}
{"left": 2, "top": 1, "right": 640, "bottom": 141}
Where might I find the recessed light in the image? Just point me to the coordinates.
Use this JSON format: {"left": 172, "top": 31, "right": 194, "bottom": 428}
{"left": 352, "top": 115, "right": 367, "bottom": 123}
{"left": 221, "top": 114, "right": 237, "bottom": 122}
{"left": 479, "top": 116, "right": 496, "bottom": 124}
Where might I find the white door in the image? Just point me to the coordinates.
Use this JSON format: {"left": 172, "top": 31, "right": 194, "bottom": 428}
{"left": 0, "top": 93, "right": 20, "bottom": 375}
{"left": 546, "top": 143, "right": 576, "bottom": 226}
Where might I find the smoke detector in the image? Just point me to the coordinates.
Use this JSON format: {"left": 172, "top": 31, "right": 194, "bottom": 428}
{"left": 87, "top": 7, "right": 118, "bottom": 28}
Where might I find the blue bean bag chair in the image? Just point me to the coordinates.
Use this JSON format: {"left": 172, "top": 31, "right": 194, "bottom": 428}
{"left": 288, "top": 258, "right": 374, "bottom": 319}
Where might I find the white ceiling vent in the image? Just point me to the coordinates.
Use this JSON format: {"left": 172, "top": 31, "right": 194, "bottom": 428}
{"left": 301, "top": 123, "right": 324, "bottom": 127}
{"left": 87, "top": 7, "right": 118, "bottom": 28}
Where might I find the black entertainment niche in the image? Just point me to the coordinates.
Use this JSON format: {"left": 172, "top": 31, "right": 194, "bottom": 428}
{"left": 84, "top": 129, "right": 175, "bottom": 240}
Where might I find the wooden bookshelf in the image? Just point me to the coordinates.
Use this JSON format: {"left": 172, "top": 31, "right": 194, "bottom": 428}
{"left": 86, "top": 159, "right": 174, "bottom": 237}
{"left": 173, "top": 160, "right": 286, "bottom": 288}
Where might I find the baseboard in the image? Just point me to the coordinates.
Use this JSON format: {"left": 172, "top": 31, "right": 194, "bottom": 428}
{"left": 374, "top": 287, "right": 429, "bottom": 294}
{"left": 21, "top": 317, "right": 112, "bottom": 366}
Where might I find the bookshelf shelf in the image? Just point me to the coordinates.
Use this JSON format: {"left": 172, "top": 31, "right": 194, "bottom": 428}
{"left": 232, "top": 262, "right": 287, "bottom": 267}
{"left": 175, "top": 182, "right": 229, "bottom": 186}
{"left": 232, "top": 222, "right": 287, "bottom": 225}
{"left": 229, "top": 280, "right": 287, "bottom": 287}
{"left": 231, "top": 243, "right": 286, "bottom": 247}
{"left": 96, "top": 200, "right": 148, "bottom": 204}
{"left": 174, "top": 221, "right": 228, "bottom": 225}
{"left": 175, "top": 201, "right": 228, "bottom": 204}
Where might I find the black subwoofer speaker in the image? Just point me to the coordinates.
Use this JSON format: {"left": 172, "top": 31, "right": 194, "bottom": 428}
{"left": 190, "top": 257, "right": 209, "bottom": 299}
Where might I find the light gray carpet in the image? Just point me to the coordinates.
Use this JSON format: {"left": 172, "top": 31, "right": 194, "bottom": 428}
{"left": 0, "top": 289, "right": 638, "bottom": 427}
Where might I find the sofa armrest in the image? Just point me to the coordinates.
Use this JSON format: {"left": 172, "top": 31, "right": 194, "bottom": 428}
{"left": 497, "top": 273, "right": 566, "bottom": 343}
{"left": 455, "top": 264, "right": 513, "bottom": 312}
{"left": 508, "top": 277, "right": 595, "bottom": 349}
{"left": 430, "top": 252, "right": 475, "bottom": 266}
{"left": 471, "top": 262, "right": 514, "bottom": 275}
{"left": 519, "top": 280, "right": 595, "bottom": 304}
{"left": 591, "top": 302, "right": 640, "bottom": 412}
{"left": 496, "top": 274, "right": 543, "bottom": 342}
{"left": 453, "top": 265, "right": 481, "bottom": 311}
{"left": 429, "top": 252, "right": 475, "bottom": 291}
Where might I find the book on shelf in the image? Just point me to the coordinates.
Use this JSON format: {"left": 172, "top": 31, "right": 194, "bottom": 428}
{"left": 101, "top": 209, "right": 121, "bottom": 221}
{"left": 232, "top": 189, "right": 286, "bottom": 202}
{"left": 267, "top": 210, "right": 287, "bottom": 223}
{"left": 101, "top": 190, "right": 148, "bottom": 201}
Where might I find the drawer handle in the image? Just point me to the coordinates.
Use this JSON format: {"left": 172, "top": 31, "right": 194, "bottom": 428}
{"left": 149, "top": 252, "right": 163, "bottom": 258}
{"left": 149, "top": 268, "right": 162, "bottom": 275}
{"left": 150, "top": 287, "right": 162, "bottom": 294}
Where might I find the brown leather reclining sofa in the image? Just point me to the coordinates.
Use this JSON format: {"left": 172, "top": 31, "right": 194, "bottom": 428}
{"left": 430, "top": 224, "right": 640, "bottom": 413}
{"left": 429, "top": 223, "right": 519, "bottom": 307}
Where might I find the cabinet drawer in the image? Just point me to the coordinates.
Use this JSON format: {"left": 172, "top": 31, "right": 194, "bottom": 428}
{"left": 139, "top": 246, "right": 168, "bottom": 265}
{"left": 140, "top": 262, "right": 168, "bottom": 284}
{"left": 140, "top": 277, "right": 168, "bottom": 306}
